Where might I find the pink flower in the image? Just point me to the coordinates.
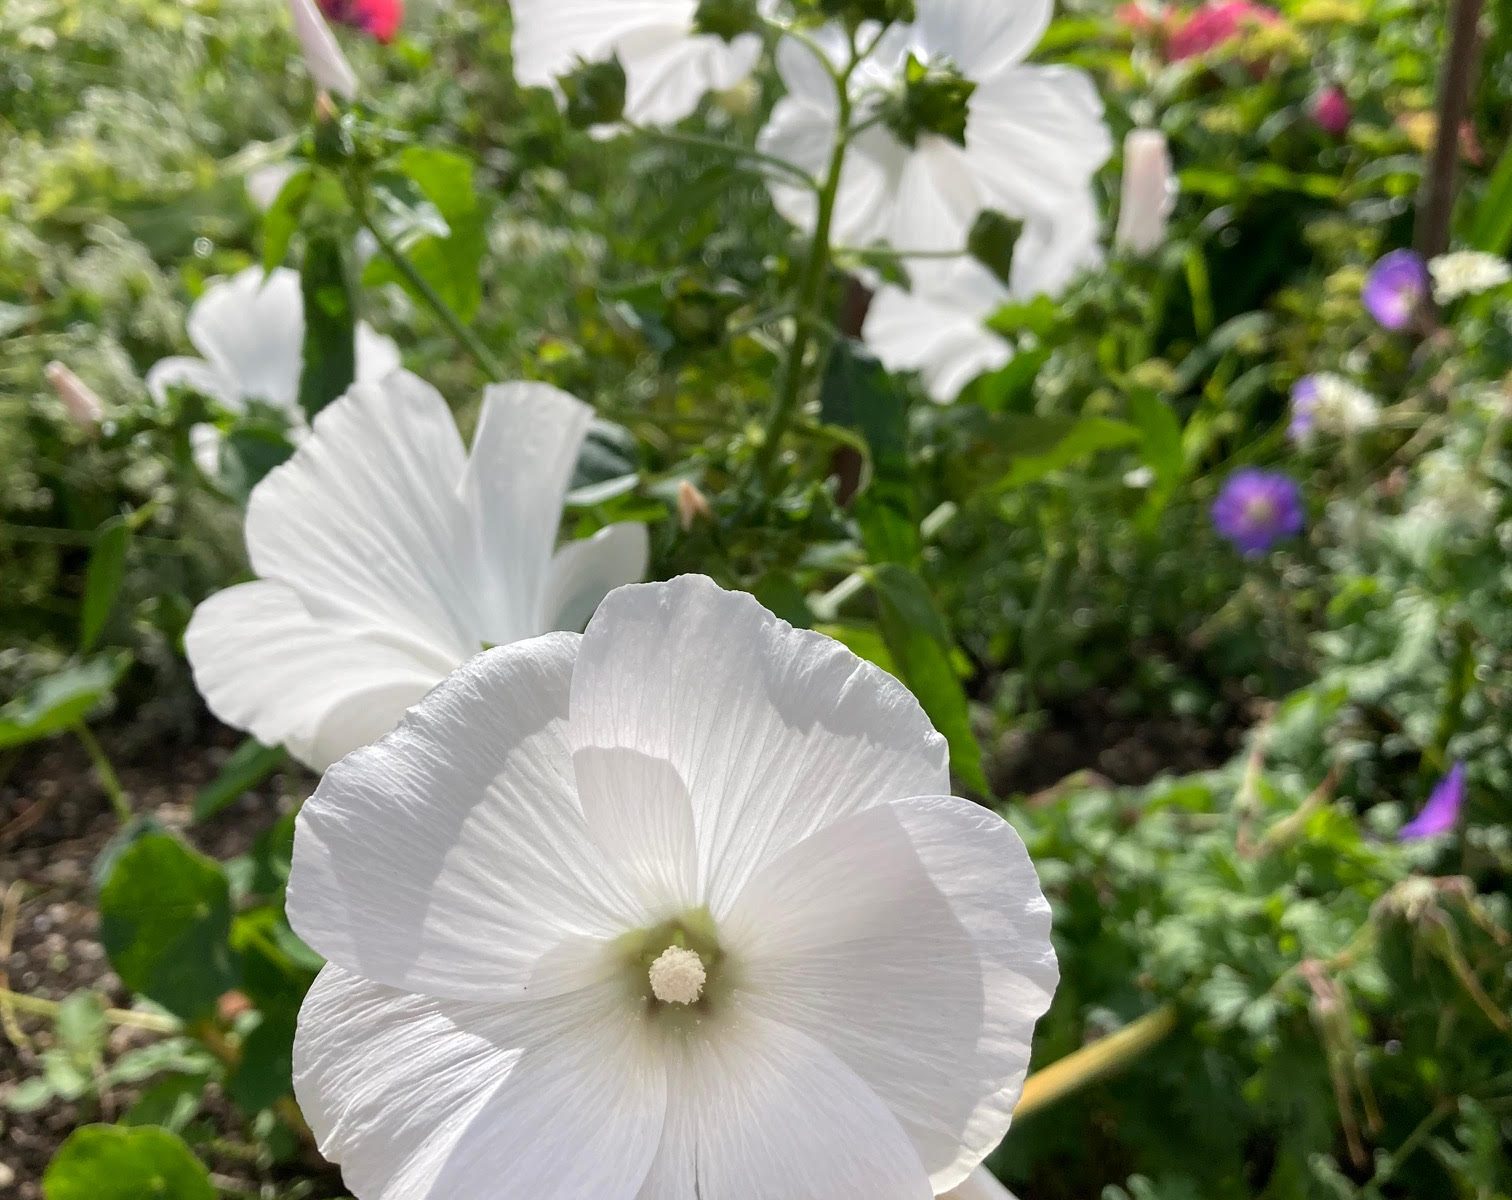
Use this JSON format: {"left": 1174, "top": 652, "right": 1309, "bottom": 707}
{"left": 1310, "top": 86, "right": 1351, "bottom": 136}
{"left": 317, "top": 0, "right": 403, "bottom": 43}
{"left": 1167, "top": 0, "right": 1279, "bottom": 60}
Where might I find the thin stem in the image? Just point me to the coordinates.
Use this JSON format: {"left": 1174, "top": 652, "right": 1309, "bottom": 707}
{"left": 73, "top": 722, "right": 130, "bottom": 823}
{"left": 748, "top": 61, "right": 855, "bottom": 487}
{"left": 626, "top": 124, "right": 819, "bottom": 190}
{"left": 0, "top": 986, "right": 180, "bottom": 1035}
{"left": 351, "top": 190, "right": 508, "bottom": 380}
{"left": 1015, "top": 1005, "right": 1180, "bottom": 1118}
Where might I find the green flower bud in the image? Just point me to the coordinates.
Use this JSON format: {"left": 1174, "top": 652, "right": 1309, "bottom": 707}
{"left": 560, "top": 56, "right": 627, "bottom": 128}
{"left": 882, "top": 53, "right": 976, "bottom": 148}
{"left": 694, "top": 0, "right": 760, "bottom": 41}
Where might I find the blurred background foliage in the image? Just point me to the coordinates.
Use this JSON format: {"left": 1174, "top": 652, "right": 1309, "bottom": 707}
{"left": 1, "top": 0, "right": 1509, "bottom": 1197}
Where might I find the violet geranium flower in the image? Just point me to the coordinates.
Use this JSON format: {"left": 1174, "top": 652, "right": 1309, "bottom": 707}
{"left": 1399, "top": 762, "right": 1467, "bottom": 841}
{"left": 1363, "top": 249, "right": 1430, "bottom": 331}
{"left": 1211, "top": 468, "right": 1304, "bottom": 557}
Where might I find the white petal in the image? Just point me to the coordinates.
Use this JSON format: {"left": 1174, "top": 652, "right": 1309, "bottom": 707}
{"left": 636, "top": 1010, "right": 932, "bottom": 1200}
{"left": 724, "top": 795, "right": 1058, "bottom": 1192}
{"left": 758, "top": 93, "right": 838, "bottom": 234}
{"left": 188, "top": 267, "right": 306, "bottom": 411}
{"left": 945, "top": 1168, "right": 1020, "bottom": 1200}
{"left": 568, "top": 576, "right": 950, "bottom": 915}
{"left": 246, "top": 160, "right": 299, "bottom": 212}
{"left": 355, "top": 323, "right": 403, "bottom": 381}
{"left": 512, "top": 0, "right": 694, "bottom": 87}
{"left": 288, "top": 0, "right": 359, "bottom": 100}
{"left": 294, "top": 966, "right": 667, "bottom": 1200}
{"left": 1009, "top": 189, "right": 1103, "bottom": 299}
{"left": 863, "top": 273, "right": 1012, "bottom": 403}
{"left": 541, "top": 522, "right": 650, "bottom": 634}
{"left": 185, "top": 580, "right": 445, "bottom": 771}
{"left": 966, "top": 66, "right": 1113, "bottom": 221}
{"left": 618, "top": 27, "right": 763, "bottom": 126}
{"left": 245, "top": 371, "right": 480, "bottom": 666}
{"left": 457, "top": 381, "right": 592, "bottom": 642}
{"left": 919, "top": 0, "right": 1053, "bottom": 81}
{"left": 288, "top": 634, "right": 646, "bottom": 999}
{"left": 144, "top": 356, "right": 240, "bottom": 410}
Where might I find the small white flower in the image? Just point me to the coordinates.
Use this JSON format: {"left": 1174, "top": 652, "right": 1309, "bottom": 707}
{"left": 146, "top": 267, "right": 400, "bottom": 472}
{"left": 759, "top": 1, "right": 1111, "bottom": 261}
{"left": 1290, "top": 372, "right": 1380, "bottom": 441}
{"left": 287, "top": 575, "right": 1057, "bottom": 1198}
{"left": 511, "top": 0, "right": 764, "bottom": 126}
{"left": 1114, "top": 128, "right": 1175, "bottom": 256}
{"left": 186, "top": 373, "right": 649, "bottom": 770}
{"left": 1428, "top": 250, "right": 1512, "bottom": 304}
{"left": 288, "top": 0, "right": 359, "bottom": 100}
{"left": 863, "top": 196, "right": 1100, "bottom": 403}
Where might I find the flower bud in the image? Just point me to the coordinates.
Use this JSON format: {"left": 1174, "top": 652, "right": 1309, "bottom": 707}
{"left": 1309, "top": 85, "right": 1351, "bottom": 136}
{"left": 560, "top": 57, "right": 628, "bottom": 129}
{"left": 676, "top": 480, "right": 712, "bottom": 530}
{"left": 1115, "top": 129, "right": 1175, "bottom": 255}
{"left": 289, "top": 0, "right": 359, "bottom": 101}
{"left": 45, "top": 361, "right": 104, "bottom": 433}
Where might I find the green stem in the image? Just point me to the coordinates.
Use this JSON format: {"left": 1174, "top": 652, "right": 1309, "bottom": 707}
{"left": 72, "top": 722, "right": 130, "bottom": 823}
{"left": 626, "top": 124, "right": 819, "bottom": 189}
{"left": 748, "top": 72, "right": 854, "bottom": 487}
{"left": 0, "top": 985, "right": 178, "bottom": 1034}
{"left": 352, "top": 192, "right": 508, "bottom": 381}
{"left": 1015, "top": 1005, "right": 1180, "bottom": 1118}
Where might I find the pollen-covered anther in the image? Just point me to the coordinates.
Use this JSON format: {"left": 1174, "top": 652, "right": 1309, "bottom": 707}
{"left": 648, "top": 945, "right": 707, "bottom": 1005}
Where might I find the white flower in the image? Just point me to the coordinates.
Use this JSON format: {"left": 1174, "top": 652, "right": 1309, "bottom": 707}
{"left": 945, "top": 1169, "right": 1020, "bottom": 1200}
{"left": 288, "top": 0, "right": 359, "bottom": 100}
{"left": 185, "top": 373, "right": 649, "bottom": 771}
{"left": 146, "top": 267, "right": 400, "bottom": 472}
{"left": 287, "top": 575, "right": 1057, "bottom": 1199}
{"left": 1428, "top": 250, "right": 1512, "bottom": 304}
{"left": 511, "top": 0, "right": 764, "bottom": 126}
{"left": 1289, "top": 372, "right": 1380, "bottom": 441}
{"left": 862, "top": 196, "right": 1100, "bottom": 403}
{"left": 1114, "top": 128, "right": 1175, "bottom": 255}
{"left": 759, "top": 1, "right": 1111, "bottom": 261}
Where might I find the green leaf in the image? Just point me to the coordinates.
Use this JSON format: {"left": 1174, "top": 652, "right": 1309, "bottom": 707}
{"left": 6, "top": 1076, "right": 56, "bottom": 1113}
{"left": 994, "top": 416, "right": 1141, "bottom": 491}
{"left": 80, "top": 516, "right": 131, "bottom": 653}
{"left": 821, "top": 340, "right": 919, "bottom": 566}
{"left": 365, "top": 146, "right": 486, "bottom": 322}
{"left": 868, "top": 564, "right": 988, "bottom": 795}
{"left": 260, "top": 167, "right": 314, "bottom": 272}
{"left": 298, "top": 235, "right": 357, "bottom": 421}
{"left": 43, "top": 1125, "right": 214, "bottom": 1200}
{"left": 0, "top": 653, "right": 129, "bottom": 750}
{"left": 1468, "top": 137, "right": 1512, "bottom": 255}
{"left": 98, "top": 834, "right": 239, "bottom": 1021}
{"left": 194, "top": 738, "right": 285, "bottom": 822}
{"left": 217, "top": 418, "right": 297, "bottom": 506}
{"left": 1127, "top": 388, "right": 1185, "bottom": 525}
{"left": 120, "top": 1074, "right": 208, "bottom": 1132}
{"left": 55, "top": 992, "right": 108, "bottom": 1063}
{"left": 226, "top": 1013, "right": 297, "bottom": 1114}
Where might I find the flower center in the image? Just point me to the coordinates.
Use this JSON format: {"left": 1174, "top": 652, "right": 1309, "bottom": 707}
{"left": 1242, "top": 496, "right": 1276, "bottom": 527}
{"left": 881, "top": 54, "right": 976, "bottom": 148}
{"left": 648, "top": 945, "right": 707, "bottom": 1005}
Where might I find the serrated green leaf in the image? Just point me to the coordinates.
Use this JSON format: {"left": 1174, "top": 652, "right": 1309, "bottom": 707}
{"left": 98, "top": 834, "right": 239, "bottom": 1022}
{"left": 43, "top": 1125, "right": 213, "bottom": 1200}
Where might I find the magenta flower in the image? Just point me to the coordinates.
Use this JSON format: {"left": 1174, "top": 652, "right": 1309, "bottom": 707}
{"left": 1310, "top": 86, "right": 1351, "bottom": 136}
{"left": 1211, "top": 469, "right": 1304, "bottom": 556}
{"left": 1167, "top": 0, "right": 1279, "bottom": 60}
{"left": 318, "top": 0, "right": 402, "bottom": 42}
{"left": 1363, "top": 249, "right": 1429, "bottom": 331}
{"left": 1399, "top": 762, "right": 1467, "bottom": 840}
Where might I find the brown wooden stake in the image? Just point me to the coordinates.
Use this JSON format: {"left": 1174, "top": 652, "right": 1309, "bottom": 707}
{"left": 1413, "top": 0, "right": 1485, "bottom": 259}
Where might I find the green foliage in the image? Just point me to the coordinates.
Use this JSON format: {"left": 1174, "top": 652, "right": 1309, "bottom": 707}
{"left": 43, "top": 1125, "right": 214, "bottom": 1200}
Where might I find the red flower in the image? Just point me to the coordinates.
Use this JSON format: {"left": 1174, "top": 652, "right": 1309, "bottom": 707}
{"left": 1309, "top": 86, "right": 1351, "bottom": 136}
{"left": 1166, "top": 0, "right": 1279, "bottom": 60}
{"left": 317, "top": 0, "right": 403, "bottom": 43}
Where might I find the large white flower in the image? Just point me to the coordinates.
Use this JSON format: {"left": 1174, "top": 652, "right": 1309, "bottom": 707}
{"left": 185, "top": 372, "right": 648, "bottom": 771}
{"left": 287, "top": 575, "right": 1057, "bottom": 1199}
{"left": 863, "top": 193, "right": 1101, "bottom": 402}
{"left": 511, "top": 0, "right": 765, "bottom": 126}
{"left": 146, "top": 266, "right": 399, "bottom": 434}
{"left": 759, "top": 0, "right": 1111, "bottom": 260}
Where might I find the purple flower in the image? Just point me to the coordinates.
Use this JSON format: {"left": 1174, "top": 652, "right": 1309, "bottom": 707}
{"left": 1211, "top": 469, "right": 1305, "bottom": 556}
{"left": 1363, "top": 249, "right": 1429, "bottom": 331}
{"left": 1399, "top": 762, "right": 1466, "bottom": 840}
{"left": 1288, "top": 375, "right": 1319, "bottom": 442}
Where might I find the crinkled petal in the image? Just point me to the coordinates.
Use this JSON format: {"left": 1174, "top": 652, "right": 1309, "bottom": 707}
{"left": 288, "top": 634, "right": 646, "bottom": 999}
{"left": 568, "top": 576, "right": 950, "bottom": 917}
{"left": 188, "top": 267, "right": 307, "bottom": 410}
{"left": 635, "top": 1010, "right": 932, "bottom": 1200}
{"left": 144, "top": 356, "right": 241, "bottom": 410}
{"left": 725, "top": 795, "right": 1057, "bottom": 1192}
{"left": 457, "top": 381, "right": 592, "bottom": 644}
{"left": 245, "top": 371, "right": 479, "bottom": 666}
{"left": 294, "top": 966, "right": 667, "bottom": 1200}
{"left": 185, "top": 580, "right": 444, "bottom": 771}
{"left": 919, "top": 0, "right": 1053, "bottom": 80}
{"left": 541, "top": 522, "right": 650, "bottom": 634}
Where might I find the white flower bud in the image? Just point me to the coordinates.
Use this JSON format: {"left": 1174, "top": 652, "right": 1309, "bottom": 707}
{"left": 1115, "top": 129, "right": 1176, "bottom": 256}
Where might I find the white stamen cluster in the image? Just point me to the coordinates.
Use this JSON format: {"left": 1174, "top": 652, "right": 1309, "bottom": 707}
{"left": 1429, "top": 251, "right": 1512, "bottom": 304}
{"left": 648, "top": 945, "right": 707, "bottom": 1006}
